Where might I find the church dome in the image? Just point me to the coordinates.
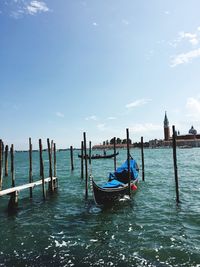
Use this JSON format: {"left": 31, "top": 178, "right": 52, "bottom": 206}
{"left": 188, "top": 126, "right": 197, "bottom": 135}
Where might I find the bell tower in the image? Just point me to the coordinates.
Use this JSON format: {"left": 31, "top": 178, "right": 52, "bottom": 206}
{"left": 164, "top": 111, "right": 170, "bottom": 141}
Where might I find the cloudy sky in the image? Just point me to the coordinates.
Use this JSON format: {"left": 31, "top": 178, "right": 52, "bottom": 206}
{"left": 1, "top": 0, "right": 200, "bottom": 149}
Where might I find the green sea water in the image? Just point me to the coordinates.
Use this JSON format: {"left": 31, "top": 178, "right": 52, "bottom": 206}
{"left": 0, "top": 148, "right": 200, "bottom": 267}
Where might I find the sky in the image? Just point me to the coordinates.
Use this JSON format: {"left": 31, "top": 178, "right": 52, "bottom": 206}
{"left": 1, "top": 0, "right": 200, "bottom": 149}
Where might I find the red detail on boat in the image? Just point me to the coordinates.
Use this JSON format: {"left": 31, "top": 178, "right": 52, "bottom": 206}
{"left": 131, "top": 184, "right": 137, "bottom": 191}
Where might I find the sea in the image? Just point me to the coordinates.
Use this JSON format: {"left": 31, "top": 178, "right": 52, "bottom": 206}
{"left": 0, "top": 147, "right": 200, "bottom": 267}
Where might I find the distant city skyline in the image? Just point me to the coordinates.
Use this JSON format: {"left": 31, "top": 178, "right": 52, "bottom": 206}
{"left": 1, "top": 1, "right": 200, "bottom": 149}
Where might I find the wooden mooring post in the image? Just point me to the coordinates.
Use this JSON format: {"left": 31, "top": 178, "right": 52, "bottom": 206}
{"left": 83, "top": 132, "right": 88, "bottom": 200}
{"left": 29, "top": 138, "right": 33, "bottom": 198}
{"left": 141, "top": 136, "right": 145, "bottom": 181}
{"left": 39, "top": 139, "right": 46, "bottom": 200}
{"left": 113, "top": 137, "right": 116, "bottom": 171}
{"left": 81, "top": 141, "right": 84, "bottom": 179}
{"left": 1, "top": 141, "right": 4, "bottom": 179}
{"left": 89, "top": 141, "right": 92, "bottom": 165}
{"left": 126, "top": 128, "right": 131, "bottom": 196}
{"left": 0, "top": 140, "right": 2, "bottom": 190}
{"left": 47, "top": 138, "right": 54, "bottom": 192}
{"left": 4, "top": 145, "right": 9, "bottom": 177}
{"left": 172, "top": 125, "right": 180, "bottom": 204}
{"left": 70, "top": 145, "right": 74, "bottom": 171}
{"left": 53, "top": 143, "right": 57, "bottom": 178}
{"left": 53, "top": 142, "right": 58, "bottom": 189}
{"left": 8, "top": 144, "right": 18, "bottom": 210}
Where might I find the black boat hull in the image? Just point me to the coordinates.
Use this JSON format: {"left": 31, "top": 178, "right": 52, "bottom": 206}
{"left": 91, "top": 178, "right": 138, "bottom": 206}
{"left": 78, "top": 152, "right": 119, "bottom": 160}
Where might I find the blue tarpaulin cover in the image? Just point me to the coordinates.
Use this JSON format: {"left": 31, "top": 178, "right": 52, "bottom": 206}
{"left": 102, "top": 159, "right": 139, "bottom": 189}
{"left": 102, "top": 179, "right": 125, "bottom": 188}
{"left": 112, "top": 159, "right": 139, "bottom": 180}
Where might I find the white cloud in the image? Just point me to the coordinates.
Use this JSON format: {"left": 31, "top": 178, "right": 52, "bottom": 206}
{"left": 56, "top": 112, "right": 64, "bottom": 118}
{"left": 85, "top": 115, "right": 97, "bottom": 121}
{"left": 186, "top": 97, "right": 200, "bottom": 120}
{"left": 7, "top": 0, "right": 50, "bottom": 18}
{"left": 26, "top": 1, "right": 49, "bottom": 15}
{"left": 126, "top": 98, "right": 152, "bottom": 109}
{"left": 10, "top": 11, "right": 22, "bottom": 19}
{"left": 170, "top": 27, "right": 200, "bottom": 67}
{"left": 92, "top": 22, "right": 98, "bottom": 26}
{"left": 179, "top": 31, "right": 198, "bottom": 46}
{"left": 129, "top": 123, "right": 162, "bottom": 133}
{"left": 190, "top": 38, "right": 199, "bottom": 46}
{"left": 169, "top": 28, "right": 200, "bottom": 49}
{"left": 170, "top": 48, "right": 200, "bottom": 67}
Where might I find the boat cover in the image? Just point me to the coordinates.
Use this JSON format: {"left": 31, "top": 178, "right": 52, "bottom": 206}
{"left": 102, "top": 179, "right": 125, "bottom": 188}
{"left": 108, "top": 159, "right": 139, "bottom": 183}
{"left": 101, "top": 159, "right": 139, "bottom": 188}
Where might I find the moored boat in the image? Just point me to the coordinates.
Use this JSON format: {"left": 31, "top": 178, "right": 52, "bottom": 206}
{"left": 78, "top": 152, "right": 119, "bottom": 159}
{"left": 91, "top": 158, "right": 139, "bottom": 206}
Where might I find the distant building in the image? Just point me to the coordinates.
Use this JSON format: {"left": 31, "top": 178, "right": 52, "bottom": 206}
{"left": 188, "top": 125, "right": 197, "bottom": 135}
{"left": 164, "top": 111, "right": 170, "bottom": 141}
{"left": 163, "top": 112, "right": 200, "bottom": 147}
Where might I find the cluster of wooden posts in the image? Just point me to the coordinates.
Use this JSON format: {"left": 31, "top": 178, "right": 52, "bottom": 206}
{"left": 0, "top": 126, "right": 180, "bottom": 211}
{"left": 69, "top": 132, "right": 92, "bottom": 200}
{"left": 75, "top": 127, "right": 179, "bottom": 204}
{"left": 75, "top": 130, "right": 145, "bottom": 200}
{"left": 0, "top": 138, "right": 58, "bottom": 211}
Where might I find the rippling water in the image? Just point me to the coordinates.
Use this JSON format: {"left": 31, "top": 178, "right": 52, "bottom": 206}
{"left": 0, "top": 148, "right": 200, "bottom": 266}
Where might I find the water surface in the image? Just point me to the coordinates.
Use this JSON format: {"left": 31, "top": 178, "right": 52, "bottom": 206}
{"left": 0, "top": 148, "right": 200, "bottom": 266}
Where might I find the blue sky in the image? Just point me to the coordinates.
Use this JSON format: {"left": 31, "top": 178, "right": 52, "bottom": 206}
{"left": 1, "top": 0, "right": 200, "bottom": 149}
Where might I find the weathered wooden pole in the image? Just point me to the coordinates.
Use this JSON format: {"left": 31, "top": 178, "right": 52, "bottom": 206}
{"left": 141, "top": 136, "right": 145, "bottom": 181}
{"left": 126, "top": 128, "right": 131, "bottom": 196}
{"left": 83, "top": 132, "right": 88, "bottom": 199}
{"left": 172, "top": 125, "right": 180, "bottom": 204}
{"left": 81, "top": 141, "right": 84, "bottom": 179}
{"left": 113, "top": 137, "right": 116, "bottom": 171}
{"left": 0, "top": 140, "right": 2, "bottom": 190}
{"left": 47, "top": 138, "right": 54, "bottom": 192}
{"left": 10, "top": 145, "right": 15, "bottom": 187}
{"left": 51, "top": 140, "right": 54, "bottom": 152}
{"left": 53, "top": 143, "right": 57, "bottom": 178}
{"left": 39, "top": 139, "right": 46, "bottom": 200}
{"left": 51, "top": 140, "right": 54, "bottom": 176}
{"left": 89, "top": 141, "right": 92, "bottom": 165}
{"left": 53, "top": 142, "right": 58, "bottom": 189}
{"left": 1, "top": 141, "right": 4, "bottom": 178}
{"left": 51, "top": 140, "right": 54, "bottom": 177}
{"left": 29, "top": 138, "right": 33, "bottom": 198}
{"left": 4, "top": 145, "right": 9, "bottom": 177}
{"left": 70, "top": 145, "right": 74, "bottom": 171}
{"left": 8, "top": 144, "right": 18, "bottom": 210}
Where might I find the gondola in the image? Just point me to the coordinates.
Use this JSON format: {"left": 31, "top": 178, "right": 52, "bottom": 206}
{"left": 91, "top": 159, "right": 139, "bottom": 206}
{"left": 78, "top": 152, "right": 119, "bottom": 160}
